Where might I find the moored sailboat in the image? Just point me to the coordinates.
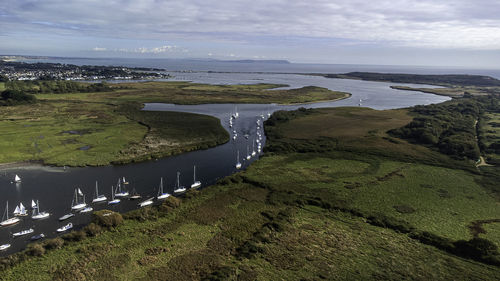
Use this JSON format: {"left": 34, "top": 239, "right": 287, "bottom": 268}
{"left": 71, "top": 188, "right": 87, "bottom": 211}
{"left": 173, "top": 172, "right": 186, "bottom": 194}
{"left": 139, "top": 197, "right": 154, "bottom": 207}
{"left": 236, "top": 150, "right": 242, "bottom": 169}
{"left": 57, "top": 222, "right": 73, "bottom": 233}
{"left": 31, "top": 200, "right": 50, "bottom": 220}
{"left": 92, "top": 181, "right": 107, "bottom": 203}
{"left": 14, "top": 174, "right": 21, "bottom": 183}
{"left": 13, "top": 202, "right": 28, "bottom": 217}
{"left": 157, "top": 177, "right": 170, "bottom": 200}
{"left": 12, "top": 228, "right": 34, "bottom": 237}
{"left": 114, "top": 178, "right": 129, "bottom": 197}
{"left": 108, "top": 186, "right": 121, "bottom": 205}
{"left": 1, "top": 201, "right": 20, "bottom": 226}
{"left": 0, "top": 244, "right": 11, "bottom": 251}
{"left": 191, "top": 165, "right": 201, "bottom": 189}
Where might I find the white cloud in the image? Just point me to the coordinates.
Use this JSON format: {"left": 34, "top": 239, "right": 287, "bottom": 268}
{"left": 3, "top": 0, "right": 500, "bottom": 50}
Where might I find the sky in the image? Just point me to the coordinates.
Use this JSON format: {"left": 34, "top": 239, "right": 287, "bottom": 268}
{"left": 1, "top": 0, "right": 500, "bottom": 67}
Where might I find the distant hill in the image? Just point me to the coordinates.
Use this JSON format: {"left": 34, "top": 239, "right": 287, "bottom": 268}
{"left": 325, "top": 72, "right": 500, "bottom": 87}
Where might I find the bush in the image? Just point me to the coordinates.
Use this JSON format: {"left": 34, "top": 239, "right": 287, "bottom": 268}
{"left": 160, "top": 196, "right": 181, "bottom": 212}
{"left": 26, "top": 243, "right": 45, "bottom": 257}
{"left": 83, "top": 223, "right": 103, "bottom": 237}
{"left": 453, "top": 238, "right": 500, "bottom": 264}
{"left": 62, "top": 230, "right": 87, "bottom": 242}
{"left": 43, "top": 238, "right": 65, "bottom": 250}
{"left": 92, "top": 210, "right": 124, "bottom": 228}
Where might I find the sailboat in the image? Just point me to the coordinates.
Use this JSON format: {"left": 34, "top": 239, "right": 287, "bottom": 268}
{"left": 0, "top": 244, "right": 11, "bottom": 251}
{"left": 114, "top": 178, "right": 129, "bottom": 197}
{"left": 13, "top": 202, "right": 28, "bottom": 217}
{"left": 1, "top": 201, "right": 20, "bottom": 226}
{"left": 59, "top": 212, "right": 74, "bottom": 221}
{"left": 173, "top": 172, "right": 186, "bottom": 194}
{"left": 30, "top": 233, "right": 45, "bottom": 241}
{"left": 246, "top": 145, "right": 251, "bottom": 160}
{"left": 12, "top": 228, "right": 34, "bottom": 237}
{"left": 251, "top": 139, "right": 256, "bottom": 157}
{"left": 129, "top": 188, "right": 141, "bottom": 200}
{"left": 31, "top": 200, "right": 36, "bottom": 209}
{"left": 80, "top": 206, "right": 93, "bottom": 213}
{"left": 191, "top": 165, "right": 201, "bottom": 189}
{"left": 71, "top": 188, "right": 87, "bottom": 210}
{"left": 232, "top": 106, "right": 239, "bottom": 119}
{"left": 31, "top": 200, "right": 50, "bottom": 220}
{"left": 108, "top": 186, "right": 121, "bottom": 205}
{"left": 139, "top": 197, "right": 154, "bottom": 207}
{"left": 235, "top": 150, "right": 242, "bottom": 169}
{"left": 14, "top": 174, "right": 21, "bottom": 183}
{"left": 57, "top": 222, "right": 73, "bottom": 233}
{"left": 122, "top": 177, "right": 129, "bottom": 185}
{"left": 92, "top": 181, "right": 107, "bottom": 203}
{"left": 157, "top": 177, "right": 170, "bottom": 200}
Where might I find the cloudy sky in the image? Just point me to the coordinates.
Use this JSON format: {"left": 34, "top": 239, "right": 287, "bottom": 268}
{"left": 1, "top": 0, "right": 500, "bottom": 67}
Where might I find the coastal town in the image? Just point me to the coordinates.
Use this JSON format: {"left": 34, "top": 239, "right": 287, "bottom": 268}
{"left": 0, "top": 56, "right": 170, "bottom": 81}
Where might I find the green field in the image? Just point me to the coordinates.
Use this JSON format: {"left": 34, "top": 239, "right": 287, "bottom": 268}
{"left": 0, "top": 101, "right": 228, "bottom": 166}
{"left": 2, "top": 104, "right": 499, "bottom": 280}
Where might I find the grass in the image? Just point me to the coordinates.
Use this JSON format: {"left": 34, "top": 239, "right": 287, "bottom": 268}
{"left": 0, "top": 82, "right": 5, "bottom": 91}
{"left": 36, "top": 82, "right": 350, "bottom": 105}
{"left": 0, "top": 100, "right": 228, "bottom": 166}
{"left": 480, "top": 112, "right": 500, "bottom": 164}
{"left": 2, "top": 100, "right": 500, "bottom": 279}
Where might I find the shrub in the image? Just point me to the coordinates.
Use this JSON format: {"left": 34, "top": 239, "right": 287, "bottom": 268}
{"left": 83, "top": 222, "right": 103, "bottom": 237}
{"left": 92, "top": 210, "right": 124, "bottom": 228}
{"left": 26, "top": 243, "right": 45, "bottom": 257}
{"left": 43, "top": 238, "right": 65, "bottom": 250}
{"left": 62, "top": 230, "right": 87, "bottom": 242}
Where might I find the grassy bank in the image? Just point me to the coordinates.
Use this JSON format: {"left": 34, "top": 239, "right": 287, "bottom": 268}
{"left": 2, "top": 105, "right": 499, "bottom": 280}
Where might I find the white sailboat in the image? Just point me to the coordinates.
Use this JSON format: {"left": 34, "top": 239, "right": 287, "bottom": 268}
{"left": 108, "top": 186, "right": 121, "bottom": 205}
{"left": 173, "top": 172, "right": 186, "bottom": 194}
{"left": 246, "top": 145, "right": 251, "bottom": 160}
{"left": 191, "top": 165, "right": 201, "bottom": 189}
{"left": 139, "top": 197, "right": 154, "bottom": 207}
{"left": 114, "top": 178, "right": 129, "bottom": 197}
{"left": 59, "top": 212, "right": 74, "bottom": 221}
{"left": 14, "top": 174, "right": 21, "bottom": 183}
{"left": 92, "top": 181, "right": 107, "bottom": 203}
{"left": 0, "top": 244, "right": 11, "bottom": 251}
{"left": 13, "top": 202, "right": 28, "bottom": 217}
{"left": 251, "top": 139, "right": 256, "bottom": 157}
{"left": 122, "top": 177, "right": 129, "bottom": 185}
{"left": 57, "top": 222, "right": 73, "bottom": 233}
{"left": 236, "top": 150, "right": 242, "bottom": 169}
{"left": 12, "top": 228, "right": 34, "bottom": 237}
{"left": 31, "top": 200, "right": 50, "bottom": 220}
{"left": 80, "top": 206, "right": 93, "bottom": 213}
{"left": 157, "top": 177, "right": 170, "bottom": 200}
{"left": 31, "top": 200, "right": 36, "bottom": 209}
{"left": 232, "top": 106, "right": 239, "bottom": 119}
{"left": 1, "top": 201, "right": 20, "bottom": 226}
{"left": 129, "top": 188, "right": 142, "bottom": 200}
{"left": 71, "top": 188, "right": 87, "bottom": 210}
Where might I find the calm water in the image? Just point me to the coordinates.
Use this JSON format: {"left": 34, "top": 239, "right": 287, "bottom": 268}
{"left": 22, "top": 57, "right": 500, "bottom": 79}
{"left": 0, "top": 67, "right": 452, "bottom": 255}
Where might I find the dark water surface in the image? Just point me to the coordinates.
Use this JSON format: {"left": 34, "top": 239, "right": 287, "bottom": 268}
{"left": 0, "top": 72, "right": 450, "bottom": 255}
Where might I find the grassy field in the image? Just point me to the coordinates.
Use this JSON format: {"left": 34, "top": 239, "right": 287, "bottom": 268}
{"left": 0, "top": 82, "right": 5, "bottom": 91}
{"left": 0, "top": 101, "right": 228, "bottom": 166}
{"left": 480, "top": 112, "right": 500, "bottom": 164}
{"left": 36, "top": 82, "right": 350, "bottom": 105}
{"left": 2, "top": 105, "right": 499, "bottom": 280}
